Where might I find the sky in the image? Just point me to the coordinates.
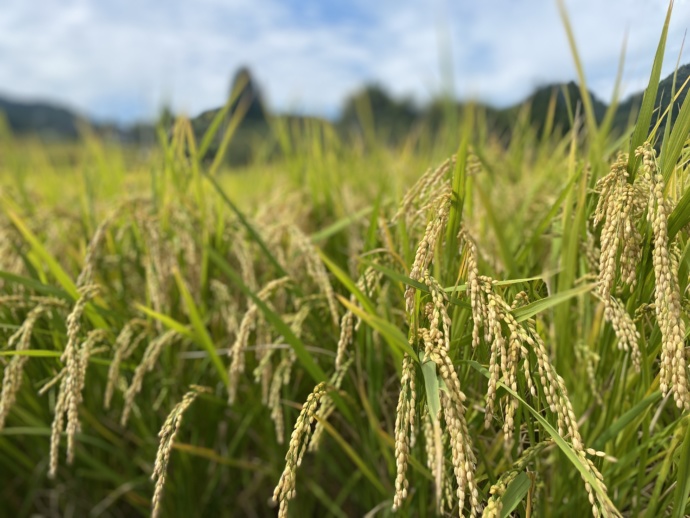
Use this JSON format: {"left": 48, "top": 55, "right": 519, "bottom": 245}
{"left": 0, "top": 0, "right": 689, "bottom": 124}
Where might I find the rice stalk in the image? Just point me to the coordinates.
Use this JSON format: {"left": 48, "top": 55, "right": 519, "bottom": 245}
{"left": 272, "top": 381, "right": 329, "bottom": 518}
{"left": 0, "top": 304, "right": 47, "bottom": 429}
{"left": 228, "top": 276, "right": 290, "bottom": 404}
{"left": 121, "top": 330, "right": 179, "bottom": 426}
{"left": 418, "top": 325, "right": 479, "bottom": 517}
{"left": 308, "top": 357, "right": 353, "bottom": 452}
{"left": 104, "top": 318, "right": 148, "bottom": 409}
{"left": 151, "top": 385, "right": 211, "bottom": 518}
{"left": 49, "top": 305, "right": 107, "bottom": 479}
{"left": 392, "top": 353, "right": 417, "bottom": 512}
{"left": 288, "top": 225, "right": 339, "bottom": 328}
{"left": 637, "top": 143, "right": 690, "bottom": 410}
{"left": 405, "top": 193, "right": 451, "bottom": 315}
{"left": 335, "top": 265, "right": 381, "bottom": 370}
{"left": 482, "top": 440, "right": 553, "bottom": 518}
{"left": 461, "top": 226, "right": 617, "bottom": 516}
{"left": 392, "top": 157, "right": 454, "bottom": 226}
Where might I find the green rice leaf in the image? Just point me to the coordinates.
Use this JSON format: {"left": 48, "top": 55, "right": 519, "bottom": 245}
{"left": 338, "top": 296, "right": 417, "bottom": 363}
{"left": 3, "top": 208, "right": 108, "bottom": 330}
{"left": 626, "top": 0, "right": 673, "bottom": 177}
{"left": 5, "top": 208, "right": 77, "bottom": 298}
{"left": 500, "top": 472, "right": 532, "bottom": 518}
{"left": 0, "top": 271, "right": 71, "bottom": 299}
{"left": 421, "top": 359, "right": 441, "bottom": 423}
{"left": 135, "top": 304, "right": 194, "bottom": 339}
{"left": 208, "top": 94, "right": 252, "bottom": 176}
{"left": 669, "top": 187, "right": 690, "bottom": 239}
{"left": 593, "top": 391, "right": 662, "bottom": 450}
{"left": 318, "top": 249, "right": 376, "bottom": 314}
{"left": 672, "top": 418, "right": 690, "bottom": 518}
{"left": 557, "top": 0, "right": 599, "bottom": 148}
{"left": 173, "top": 269, "right": 230, "bottom": 389}
{"left": 0, "top": 349, "right": 61, "bottom": 357}
{"left": 310, "top": 206, "right": 373, "bottom": 243}
{"left": 203, "top": 173, "right": 289, "bottom": 279}
{"left": 364, "top": 262, "right": 470, "bottom": 309}
{"left": 444, "top": 274, "right": 553, "bottom": 294}
{"left": 313, "top": 416, "right": 387, "bottom": 495}
{"left": 512, "top": 284, "right": 596, "bottom": 322}
{"left": 661, "top": 74, "right": 690, "bottom": 183}
{"left": 198, "top": 73, "right": 250, "bottom": 160}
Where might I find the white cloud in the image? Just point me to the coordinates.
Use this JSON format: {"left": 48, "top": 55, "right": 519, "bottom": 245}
{"left": 0, "top": 0, "right": 688, "bottom": 123}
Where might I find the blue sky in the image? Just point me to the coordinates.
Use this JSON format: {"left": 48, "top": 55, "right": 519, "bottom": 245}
{"left": 0, "top": 0, "right": 688, "bottom": 124}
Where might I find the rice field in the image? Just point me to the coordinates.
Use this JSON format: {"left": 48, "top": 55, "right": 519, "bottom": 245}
{"left": 2, "top": 9, "right": 690, "bottom": 518}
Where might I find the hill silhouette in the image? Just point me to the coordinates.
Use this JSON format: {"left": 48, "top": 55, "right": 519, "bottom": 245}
{"left": 190, "top": 67, "right": 269, "bottom": 164}
{"left": 0, "top": 97, "right": 83, "bottom": 139}
{"left": 2, "top": 64, "right": 690, "bottom": 162}
{"left": 522, "top": 81, "right": 608, "bottom": 134}
{"left": 618, "top": 63, "right": 690, "bottom": 136}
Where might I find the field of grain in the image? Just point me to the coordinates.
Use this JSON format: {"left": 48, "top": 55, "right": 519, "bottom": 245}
{"left": 2, "top": 11, "right": 690, "bottom": 518}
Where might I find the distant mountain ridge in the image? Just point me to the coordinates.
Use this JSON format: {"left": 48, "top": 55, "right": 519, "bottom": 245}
{"left": 1, "top": 64, "right": 689, "bottom": 149}
{"left": 0, "top": 97, "right": 83, "bottom": 139}
{"left": 521, "top": 64, "right": 690, "bottom": 137}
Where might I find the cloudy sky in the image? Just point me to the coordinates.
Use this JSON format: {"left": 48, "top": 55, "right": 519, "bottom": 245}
{"left": 0, "top": 0, "right": 688, "bottom": 124}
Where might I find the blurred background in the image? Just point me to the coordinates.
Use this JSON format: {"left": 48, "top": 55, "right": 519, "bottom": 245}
{"left": 1, "top": 0, "right": 689, "bottom": 161}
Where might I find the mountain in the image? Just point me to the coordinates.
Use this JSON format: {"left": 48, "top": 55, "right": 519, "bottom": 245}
{"left": 338, "top": 84, "right": 418, "bottom": 142}
{"left": 0, "top": 97, "right": 83, "bottom": 139}
{"left": 616, "top": 63, "right": 690, "bottom": 137}
{"left": 189, "top": 67, "right": 270, "bottom": 164}
{"left": 526, "top": 63, "right": 690, "bottom": 139}
{"left": 1, "top": 64, "right": 689, "bottom": 156}
{"left": 521, "top": 81, "right": 609, "bottom": 135}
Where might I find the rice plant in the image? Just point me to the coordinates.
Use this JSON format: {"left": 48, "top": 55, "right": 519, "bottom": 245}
{"left": 1, "top": 4, "right": 690, "bottom": 517}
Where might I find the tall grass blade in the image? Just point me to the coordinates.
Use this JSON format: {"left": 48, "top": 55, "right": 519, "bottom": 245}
{"left": 627, "top": 0, "right": 674, "bottom": 178}
{"left": 338, "top": 296, "right": 416, "bottom": 362}
{"left": 661, "top": 79, "right": 690, "bottom": 182}
{"left": 198, "top": 73, "right": 250, "bottom": 160}
{"left": 500, "top": 472, "right": 532, "bottom": 518}
{"left": 671, "top": 418, "right": 690, "bottom": 518}
{"left": 173, "top": 269, "right": 229, "bottom": 389}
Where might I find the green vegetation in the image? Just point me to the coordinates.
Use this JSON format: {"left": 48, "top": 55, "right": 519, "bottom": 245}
{"left": 1, "top": 6, "right": 690, "bottom": 518}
